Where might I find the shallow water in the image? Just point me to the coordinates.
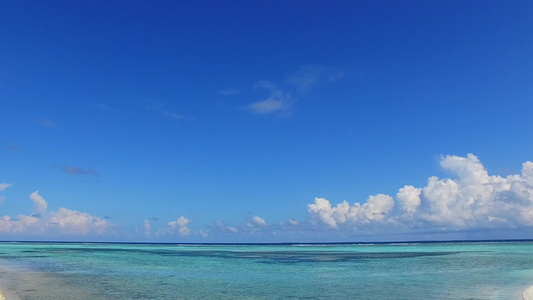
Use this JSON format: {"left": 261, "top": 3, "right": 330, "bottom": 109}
{"left": 0, "top": 242, "right": 532, "bottom": 299}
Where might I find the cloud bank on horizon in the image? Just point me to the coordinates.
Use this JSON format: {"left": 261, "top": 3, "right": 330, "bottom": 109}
{"left": 1, "top": 154, "right": 533, "bottom": 240}
{"left": 0, "top": 190, "right": 110, "bottom": 237}
{"left": 308, "top": 154, "right": 533, "bottom": 233}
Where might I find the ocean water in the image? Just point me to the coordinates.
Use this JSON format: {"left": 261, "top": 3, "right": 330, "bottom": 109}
{"left": 0, "top": 242, "right": 532, "bottom": 299}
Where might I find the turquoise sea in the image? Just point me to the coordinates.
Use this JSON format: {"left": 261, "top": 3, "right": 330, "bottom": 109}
{"left": 0, "top": 241, "right": 532, "bottom": 299}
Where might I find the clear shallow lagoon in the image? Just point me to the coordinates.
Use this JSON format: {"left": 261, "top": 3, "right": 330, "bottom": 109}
{"left": 0, "top": 241, "right": 532, "bottom": 299}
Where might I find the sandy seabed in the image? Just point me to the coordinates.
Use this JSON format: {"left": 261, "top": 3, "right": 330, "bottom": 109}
{"left": 0, "top": 283, "right": 532, "bottom": 299}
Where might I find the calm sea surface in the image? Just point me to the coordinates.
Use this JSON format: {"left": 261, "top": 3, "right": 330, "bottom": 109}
{"left": 0, "top": 241, "right": 532, "bottom": 299}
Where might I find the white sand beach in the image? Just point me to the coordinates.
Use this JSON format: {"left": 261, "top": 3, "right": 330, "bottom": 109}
{"left": 0, "top": 286, "right": 20, "bottom": 300}
{"left": 0, "top": 265, "right": 21, "bottom": 300}
{"left": 523, "top": 285, "right": 533, "bottom": 300}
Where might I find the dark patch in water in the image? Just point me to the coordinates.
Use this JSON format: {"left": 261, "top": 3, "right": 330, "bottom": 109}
{"left": 14, "top": 246, "right": 462, "bottom": 265}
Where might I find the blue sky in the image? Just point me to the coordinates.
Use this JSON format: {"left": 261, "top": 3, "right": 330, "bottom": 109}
{"left": 1, "top": 0, "right": 533, "bottom": 242}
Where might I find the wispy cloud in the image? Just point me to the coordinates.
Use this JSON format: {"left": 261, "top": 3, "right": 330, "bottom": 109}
{"left": 0, "top": 183, "right": 12, "bottom": 203}
{"left": 0, "top": 183, "right": 13, "bottom": 192}
{"left": 40, "top": 119, "right": 58, "bottom": 128}
{"left": 245, "top": 66, "right": 341, "bottom": 116}
{"left": 218, "top": 88, "right": 240, "bottom": 96}
{"left": 3, "top": 145, "right": 20, "bottom": 152}
{"left": 162, "top": 111, "right": 194, "bottom": 120}
{"left": 246, "top": 81, "right": 293, "bottom": 116}
{"left": 93, "top": 103, "right": 110, "bottom": 110}
{"left": 286, "top": 65, "right": 343, "bottom": 92}
{"left": 286, "top": 65, "right": 322, "bottom": 92}
{"left": 246, "top": 99, "right": 288, "bottom": 114}
{"left": 145, "top": 101, "right": 193, "bottom": 121}
{"left": 61, "top": 165, "right": 99, "bottom": 176}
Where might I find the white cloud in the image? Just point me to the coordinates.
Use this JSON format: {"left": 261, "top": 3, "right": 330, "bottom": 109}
{"left": 307, "top": 154, "right": 533, "bottom": 233}
{"left": 0, "top": 215, "right": 40, "bottom": 234}
{"left": 246, "top": 81, "right": 293, "bottom": 115}
{"left": 30, "top": 191, "right": 48, "bottom": 212}
{"left": 40, "top": 119, "right": 57, "bottom": 128}
{"left": 246, "top": 99, "right": 287, "bottom": 114}
{"left": 49, "top": 208, "right": 109, "bottom": 235}
{"left": 218, "top": 88, "right": 240, "bottom": 95}
{"left": 0, "top": 184, "right": 10, "bottom": 204}
{"left": 288, "top": 218, "right": 299, "bottom": 226}
{"left": 61, "top": 166, "right": 99, "bottom": 176}
{"left": 145, "top": 100, "right": 192, "bottom": 121}
{"left": 144, "top": 219, "right": 152, "bottom": 237}
{"left": 162, "top": 111, "right": 193, "bottom": 120}
{"left": 210, "top": 221, "right": 239, "bottom": 233}
{"left": 0, "top": 191, "right": 111, "bottom": 237}
{"left": 286, "top": 65, "right": 322, "bottom": 91}
{"left": 397, "top": 185, "right": 422, "bottom": 215}
{"left": 286, "top": 65, "right": 343, "bottom": 92}
{"left": 249, "top": 216, "right": 267, "bottom": 227}
{"left": 167, "top": 216, "right": 191, "bottom": 236}
{"left": 245, "top": 66, "right": 341, "bottom": 116}
{"left": 0, "top": 183, "right": 13, "bottom": 191}
{"left": 308, "top": 194, "right": 394, "bottom": 228}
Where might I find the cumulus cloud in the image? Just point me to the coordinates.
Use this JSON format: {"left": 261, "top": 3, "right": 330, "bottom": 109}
{"left": 396, "top": 186, "right": 422, "bottom": 216}
{"left": 30, "top": 191, "right": 48, "bottom": 213}
{"left": 307, "top": 154, "right": 533, "bottom": 233}
{"left": 49, "top": 208, "right": 109, "bottom": 235}
{"left": 167, "top": 216, "right": 191, "bottom": 236}
{"left": 308, "top": 194, "right": 394, "bottom": 228}
{"left": 288, "top": 218, "right": 299, "bottom": 226}
{"left": 249, "top": 216, "right": 267, "bottom": 227}
{"left": 144, "top": 219, "right": 152, "bottom": 237}
{"left": 0, "top": 191, "right": 111, "bottom": 236}
{"left": 0, "top": 215, "right": 41, "bottom": 234}
{"left": 211, "top": 221, "right": 239, "bottom": 233}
